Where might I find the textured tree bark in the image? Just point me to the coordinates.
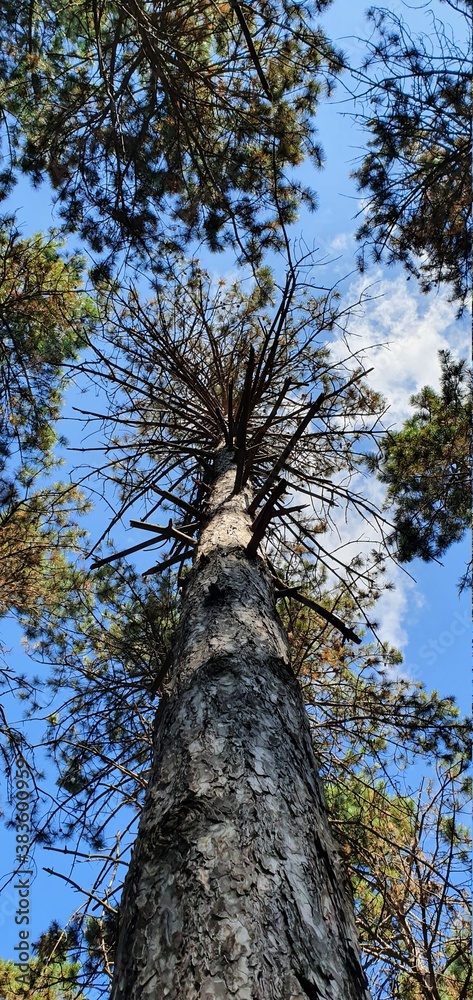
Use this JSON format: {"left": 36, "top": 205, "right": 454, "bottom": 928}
{"left": 111, "top": 451, "right": 370, "bottom": 1000}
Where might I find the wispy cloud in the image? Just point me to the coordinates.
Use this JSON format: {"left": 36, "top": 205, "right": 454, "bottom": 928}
{"left": 331, "top": 269, "right": 470, "bottom": 424}
{"left": 324, "top": 269, "right": 470, "bottom": 656}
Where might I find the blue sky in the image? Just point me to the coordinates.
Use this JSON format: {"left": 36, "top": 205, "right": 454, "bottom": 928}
{"left": 0, "top": 0, "right": 470, "bottom": 976}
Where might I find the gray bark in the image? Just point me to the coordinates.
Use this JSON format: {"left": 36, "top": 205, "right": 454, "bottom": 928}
{"left": 111, "top": 452, "right": 370, "bottom": 1000}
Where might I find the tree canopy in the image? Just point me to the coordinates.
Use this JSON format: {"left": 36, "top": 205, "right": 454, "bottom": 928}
{"left": 351, "top": 3, "right": 471, "bottom": 309}
{"left": 0, "top": 0, "right": 342, "bottom": 265}
{"left": 366, "top": 350, "right": 471, "bottom": 588}
{"left": 0, "top": 221, "right": 93, "bottom": 766}
{"left": 0, "top": 1, "right": 470, "bottom": 997}
{"left": 0, "top": 222, "right": 95, "bottom": 473}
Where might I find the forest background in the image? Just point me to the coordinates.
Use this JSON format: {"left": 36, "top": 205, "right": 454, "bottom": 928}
{"left": 0, "top": 0, "right": 470, "bottom": 997}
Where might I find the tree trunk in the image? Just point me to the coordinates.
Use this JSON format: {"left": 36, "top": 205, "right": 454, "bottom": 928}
{"left": 111, "top": 452, "right": 370, "bottom": 1000}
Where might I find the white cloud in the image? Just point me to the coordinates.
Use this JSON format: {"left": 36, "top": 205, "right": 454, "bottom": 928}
{"left": 370, "top": 563, "right": 427, "bottom": 654}
{"left": 327, "top": 231, "right": 351, "bottom": 254}
{"left": 317, "top": 483, "right": 427, "bottom": 656}
{"left": 318, "top": 271, "right": 470, "bottom": 660}
{"left": 330, "top": 269, "right": 470, "bottom": 426}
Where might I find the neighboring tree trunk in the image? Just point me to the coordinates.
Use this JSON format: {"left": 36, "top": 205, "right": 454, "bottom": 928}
{"left": 111, "top": 452, "right": 370, "bottom": 1000}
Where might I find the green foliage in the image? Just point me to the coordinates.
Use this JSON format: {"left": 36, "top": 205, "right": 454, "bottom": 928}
{"left": 0, "top": 3, "right": 469, "bottom": 997}
{"left": 0, "top": 476, "right": 90, "bottom": 775}
{"left": 0, "top": 484, "right": 89, "bottom": 622}
{"left": 327, "top": 760, "right": 472, "bottom": 1000}
{"left": 0, "top": 0, "right": 342, "bottom": 263}
{"left": 0, "top": 921, "right": 84, "bottom": 999}
{"left": 0, "top": 218, "right": 96, "bottom": 771}
{"left": 0, "top": 217, "right": 95, "bottom": 616}
{"left": 353, "top": 4, "right": 471, "bottom": 308}
{"left": 16, "top": 554, "right": 470, "bottom": 998}
{"left": 82, "top": 914, "right": 118, "bottom": 985}
{"left": 24, "top": 562, "right": 178, "bottom": 848}
{"left": 278, "top": 587, "right": 471, "bottom": 999}
{"left": 366, "top": 351, "right": 471, "bottom": 584}
{"left": 0, "top": 220, "right": 96, "bottom": 472}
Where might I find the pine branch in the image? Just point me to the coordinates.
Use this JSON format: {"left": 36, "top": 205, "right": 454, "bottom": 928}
{"left": 249, "top": 376, "right": 292, "bottom": 452}
{"left": 130, "top": 519, "right": 198, "bottom": 547}
{"left": 149, "top": 484, "right": 202, "bottom": 519}
{"left": 246, "top": 479, "right": 289, "bottom": 557}
{"left": 272, "top": 576, "right": 362, "bottom": 645}
{"left": 142, "top": 546, "right": 194, "bottom": 577}
{"left": 230, "top": 0, "right": 273, "bottom": 101}
{"left": 249, "top": 392, "right": 325, "bottom": 514}
{"left": 90, "top": 534, "right": 162, "bottom": 570}
{"left": 43, "top": 867, "right": 117, "bottom": 914}
{"left": 233, "top": 346, "right": 256, "bottom": 493}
